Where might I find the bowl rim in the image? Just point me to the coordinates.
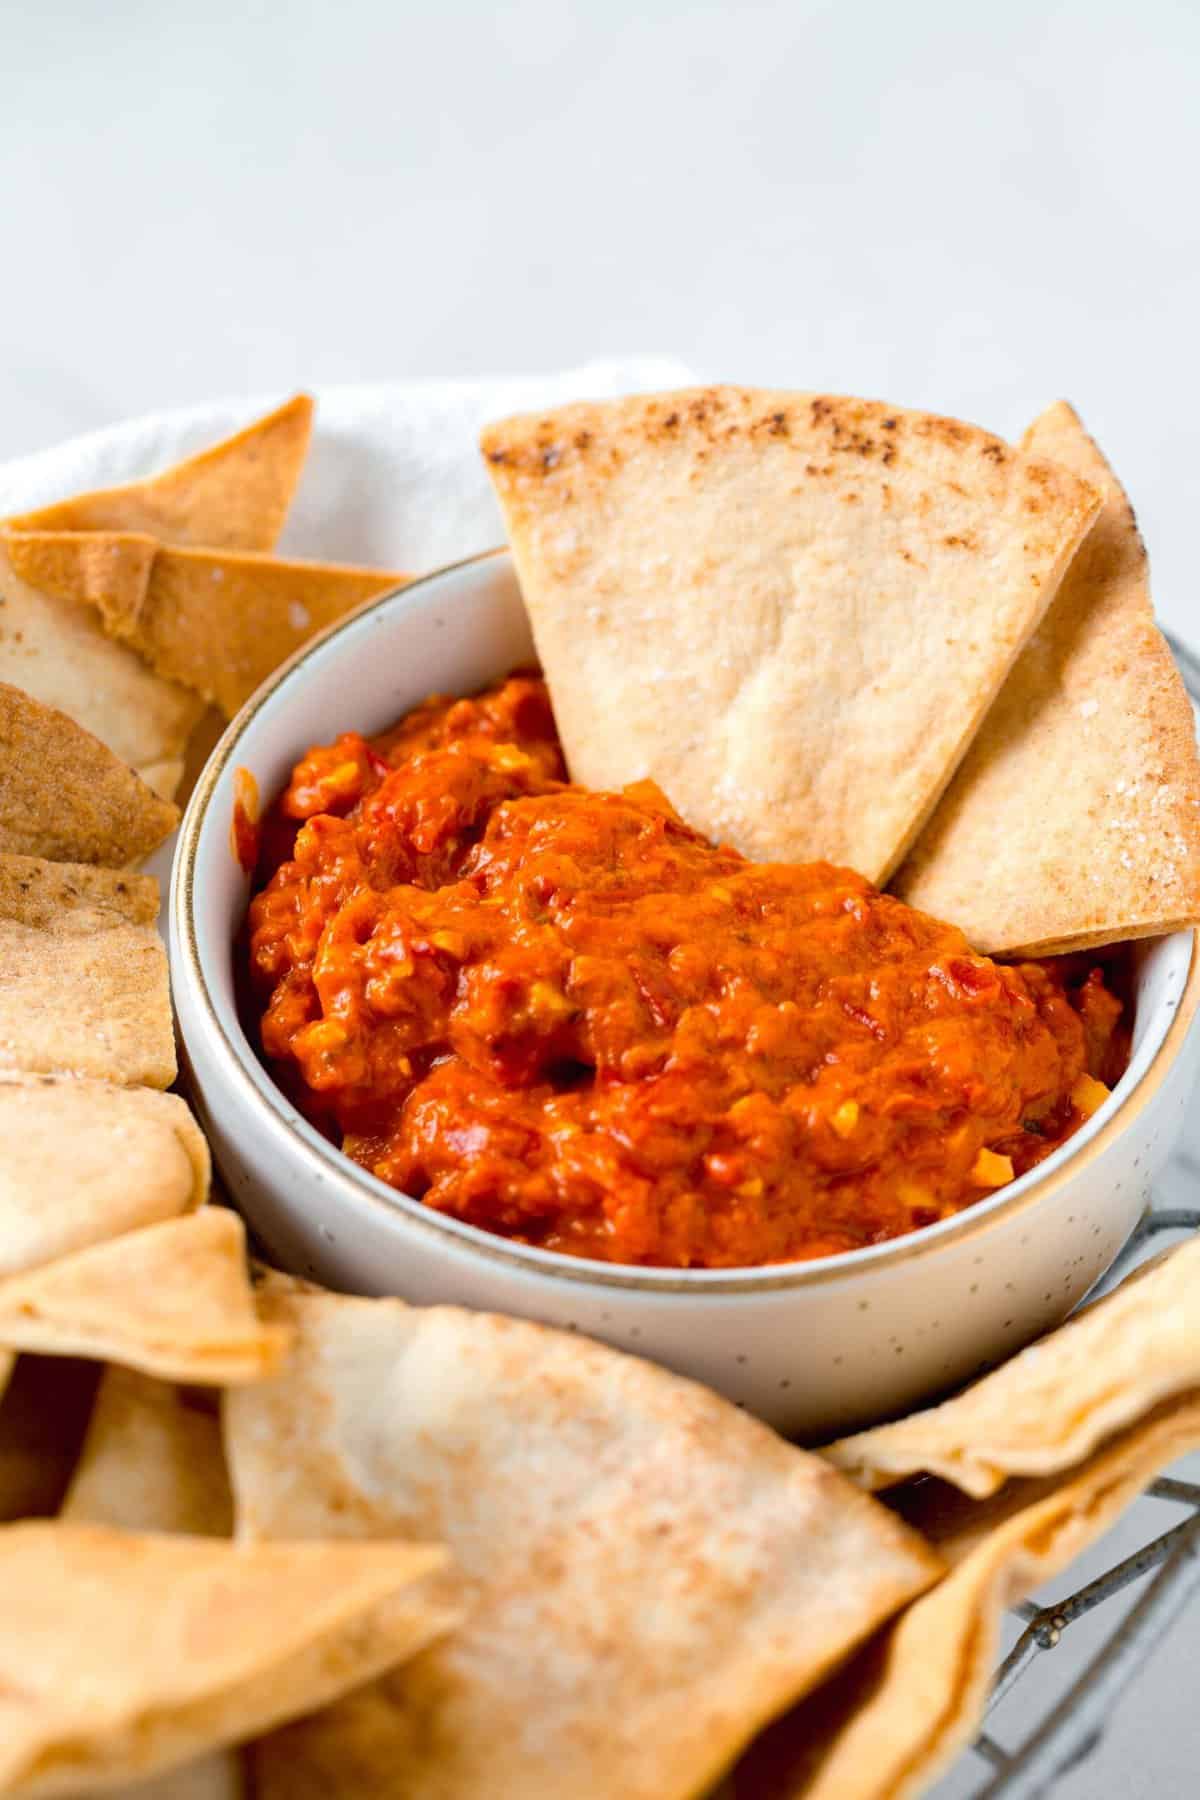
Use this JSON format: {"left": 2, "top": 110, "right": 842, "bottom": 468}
{"left": 172, "top": 548, "right": 1200, "bottom": 1296}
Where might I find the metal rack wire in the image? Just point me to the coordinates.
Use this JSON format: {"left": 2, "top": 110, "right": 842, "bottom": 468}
{"left": 953, "top": 627, "right": 1200, "bottom": 1797}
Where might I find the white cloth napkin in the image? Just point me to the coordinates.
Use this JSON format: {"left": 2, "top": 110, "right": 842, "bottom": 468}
{"left": 0, "top": 359, "right": 693, "bottom": 569}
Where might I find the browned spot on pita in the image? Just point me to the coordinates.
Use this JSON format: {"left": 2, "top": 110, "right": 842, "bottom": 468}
{"left": 481, "top": 387, "right": 1101, "bottom": 882}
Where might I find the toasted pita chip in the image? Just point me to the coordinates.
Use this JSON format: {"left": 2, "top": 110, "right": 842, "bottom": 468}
{"left": 895, "top": 402, "right": 1200, "bottom": 951}
{"left": 733, "top": 1393, "right": 1200, "bottom": 1800}
{"left": 0, "top": 1356, "right": 99, "bottom": 1521}
{"left": 5, "top": 531, "right": 406, "bottom": 717}
{"left": 4, "top": 395, "right": 314, "bottom": 552}
{"left": 227, "top": 1288, "right": 940, "bottom": 1800}
{"left": 64, "top": 1367, "right": 232, "bottom": 1536}
{"left": 0, "top": 1521, "right": 455, "bottom": 1800}
{"left": 0, "top": 683, "right": 177, "bottom": 865}
{"left": 0, "top": 542, "right": 204, "bottom": 801}
{"left": 0, "top": 853, "right": 173, "bottom": 1086}
{"left": 481, "top": 388, "right": 1101, "bottom": 882}
{"left": 824, "top": 1236, "right": 1200, "bottom": 1496}
{"left": 0, "top": 1210, "right": 288, "bottom": 1384}
{"left": 0, "top": 1076, "right": 208, "bottom": 1279}
{"left": 62, "top": 1371, "right": 240, "bottom": 1799}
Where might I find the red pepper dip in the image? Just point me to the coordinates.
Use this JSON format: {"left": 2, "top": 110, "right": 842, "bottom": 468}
{"left": 245, "top": 674, "right": 1129, "bottom": 1269}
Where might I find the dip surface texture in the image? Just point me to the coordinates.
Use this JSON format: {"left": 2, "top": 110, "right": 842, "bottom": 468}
{"left": 246, "top": 676, "right": 1127, "bottom": 1268}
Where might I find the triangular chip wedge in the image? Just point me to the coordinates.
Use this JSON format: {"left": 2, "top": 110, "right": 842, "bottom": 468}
{"left": 732, "top": 1393, "right": 1200, "bottom": 1800}
{"left": 895, "top": 401, "right": 1200, "bottom": 952}
{"left": 64, "top": 1367, "right": 232, "bottom": 1535}
{"left": 481, "top": 388, "right": 1102, "bottom": 882}
{"left": 62, "top": 1371, "right": 242, "bottom": 1798}
{"left": 4, "top": 395, "right": 314, "bottom": 552}
{"left": 227, "top": 1287, "right": 941, "bottom": 1800}
{"left": 0, "top": 854, "right": 173, "bottom": 1086}
{"left": 824, "top": 1235, "right": 1200, "bottom": 1496}
{"left": 0, "top": 1356, "right": 98, "bottom": 1521}
{"left": 0, "top": 1075, "right": 208, "bottom": 1279}
{"left": 4, "top": 531, "right": 407, "bottom": 717}
{"left": 0, "top": 541, "right": 204, "bottom": 802}
{"left": 0, "top": 1210, "right": 288, "bottom": 1384}
{"left": 0, "top": 1521, "right": 456, "bottom": 1800}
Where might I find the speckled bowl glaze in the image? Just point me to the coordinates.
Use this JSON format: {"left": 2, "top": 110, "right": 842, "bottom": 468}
{"left": 170, "top": 551, "right": 1200, "bottom": 1439}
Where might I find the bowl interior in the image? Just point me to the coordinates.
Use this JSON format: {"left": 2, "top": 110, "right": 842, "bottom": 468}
{"left": 176, "top": 551, "right": 1193, "bottom": 1287}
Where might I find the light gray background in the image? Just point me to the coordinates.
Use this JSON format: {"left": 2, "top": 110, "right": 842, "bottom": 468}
{"left": 4, "top": 0, "right": 1199, "bottom": 1791}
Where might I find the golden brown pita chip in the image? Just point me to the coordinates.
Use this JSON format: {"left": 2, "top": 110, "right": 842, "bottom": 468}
{"left": 734, "top": 1394, "right": 1200, "bottom": 1800}
{"left": 0, "top": 1356, "right": 99, "bottom": 1521}
{"left": 482, "top": 388, "right": 1101, "bottom": 882}
{"left": 227, "top": 1288, "right": 940, "bottom": 1800}
{"left": 5, "top": 531, "right": 406, "bottom": 718}
{"left": 0, "top": 683, "right": 177, "bottom": 866}
{"left": 896, "top": 402, "right": 1200, "bottom": 951}
{"left": 4, "top": 395, "right": 314, "bottom": 552}
{"left": 0, "top": 854, "right": 173, "bottom": 1087}
{"left": 0, "top": 1210, "right": 288, "bottom": 1385}
{"left": 825, "top": 1236, "right": 1200, "bottom": 1496}
{"left": 0, "top": 1521, "right": 455, "bottom": 1799}
{"left": 0, "top": 542, "right": 204, "bottom": 802}
{"left": 0, "top": 1076, "right": 208, "bottom": 1279}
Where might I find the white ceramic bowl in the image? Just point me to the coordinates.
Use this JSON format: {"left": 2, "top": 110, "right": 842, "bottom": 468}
{"left": 171, "top": 551, "right": 1200, "bottom": 1439}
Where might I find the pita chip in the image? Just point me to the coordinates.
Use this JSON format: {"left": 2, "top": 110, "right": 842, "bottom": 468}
{"left": 0, "top": 541, "right": 203, "bottom": 801}
{"left": 0, "top": 683, "right": 177, "bottom": 866}
{"left": 227, "top": 1288, "right": 940, "bottom": 1800}
{"left": 4, "top": 395, "right": 314, "bottom": 552}
{"left": 895, "top": 402, "right": 1200, "bottom": 952}
{"left": 0, "top": 855, "right": 173, "bottom": 1087}
{"left": 0, "top": 1521, "right": 455, "bottom": 1799}
{"left": 825, "top": 1235, "right": 1200, "bottom": 1496}
{"left": 63, "top": 1367, "right": 232, "bottom": 1536}
{"left": 59, "top": 1373, "right": 244, "bottom": 1800}
{"left": 5, "top": 531, "right": 406, "bottom": 717}
{"left": 0, "top": 1210, "right": 288, "bottom": 1385}
{"left": 0, "top": 1075, "right": 208, "bottom": 1280}
{"left": 482, "top": 388, "right": 1102, "bottom": 882}
{"left": 61, "top": 1370, "right": 240, "bottom": 1799}
{"left": 732, "top": 1393, "right": 1200, "bottom": 1800}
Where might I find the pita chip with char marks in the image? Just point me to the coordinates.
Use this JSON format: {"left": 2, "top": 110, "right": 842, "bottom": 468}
{"left": 0, "top": 682, "right": 177, "bottom": 867}
{"left": 732, "top": 1393, "right": 1200, "bottom": 1800}
{"left": 3, "top": 530, "right": 408, "bottom": 718}
{"left": 0, "top": 1210, "right": 289, "bottom": 1387}
{"left": 3, "top": 394, "right": 314, "bottom": 552}
{"left": 0, "top": 854, "right": 174, "bottom": 1088}
{"left": 895, "top": 401, "right": 1200, "bottom": 953}
{"left": 227, "top": 1284, "right": 941, "bottom": 1800}
{"left": 0, "top": 537, "right": 203, "bottom": 802}
{"left": 481, "top": 387, "right": 1102, "bottom": 884}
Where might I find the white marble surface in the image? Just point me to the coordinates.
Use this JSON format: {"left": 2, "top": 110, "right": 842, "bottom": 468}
{"left": 4, "top": 0, "right": 1200, "bottom": 1790}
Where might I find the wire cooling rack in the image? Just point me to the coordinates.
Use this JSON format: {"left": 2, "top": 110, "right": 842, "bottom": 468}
{"left": 948, "top": 629, "right": 1200, "bottom": 1798}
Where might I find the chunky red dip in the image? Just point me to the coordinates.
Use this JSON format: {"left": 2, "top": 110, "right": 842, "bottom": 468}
{"left": 245, "top": 674, "right": 1129, "bottom": 1269}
